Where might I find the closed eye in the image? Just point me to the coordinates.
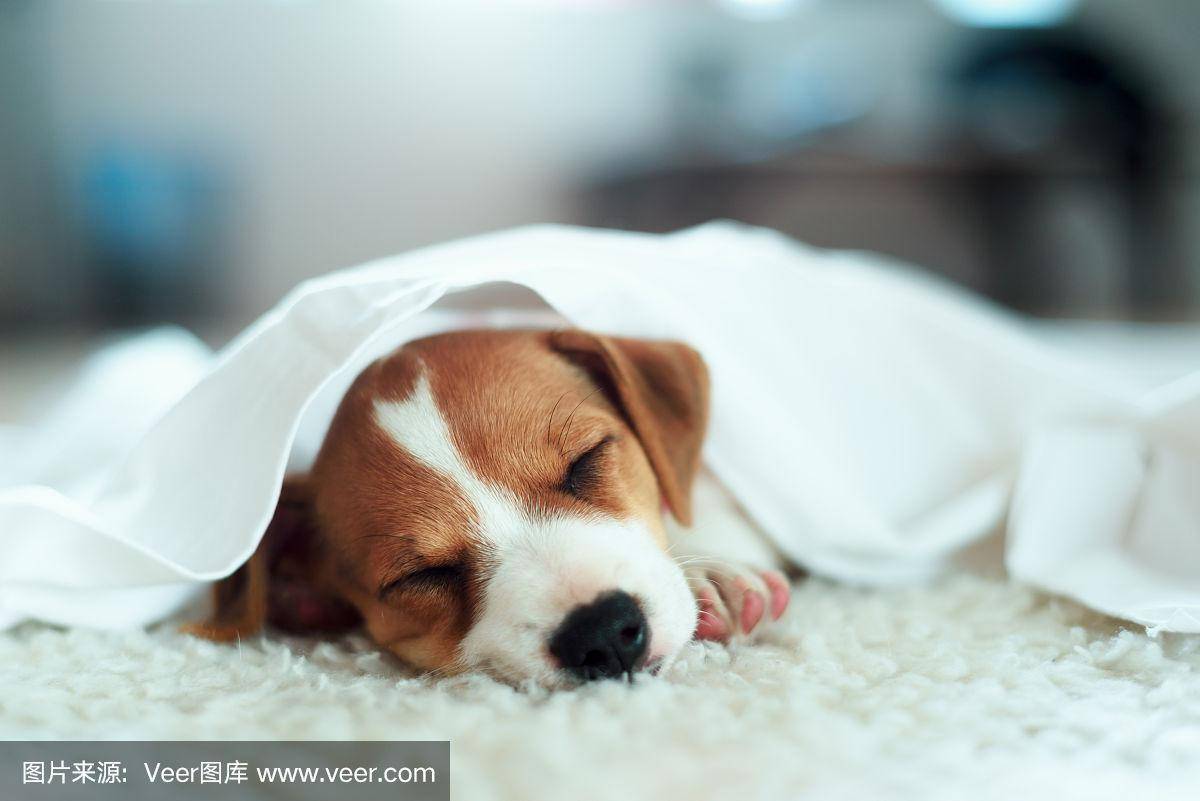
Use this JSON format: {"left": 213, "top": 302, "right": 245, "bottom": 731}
{"left": 378, "top": 564, "right": 463, "bottom": 601}
{"left": 562, "top": 436, "right": 615, "bottom": 499}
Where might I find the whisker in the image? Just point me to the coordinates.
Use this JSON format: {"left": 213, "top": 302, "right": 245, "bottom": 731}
{"left": 557, "top": 387, "right": 602, "bottom": 455}
{"left": 352, "top": 533, "right": 407, "bottom": 544}
{"left": 675, "top": 555, "right": 743, "bottom": 573}
{"left": 674, "top": 558, "right": 743, "bottom": 576}
{"left": 673, "top": 557, "right": 717, "bottom": 567}
{"left": 686, "top": 577, "right": 731, "bottom": 596}
{"left": 546, "top": 392, "right": 570, "bottom": 447}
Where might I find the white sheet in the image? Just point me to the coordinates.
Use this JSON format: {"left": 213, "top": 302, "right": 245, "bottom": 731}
{"left": 2, "top": 222, "right": 1198, "bottom": 632}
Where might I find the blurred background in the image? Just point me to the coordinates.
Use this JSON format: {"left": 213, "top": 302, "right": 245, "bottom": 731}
{"left": 3, "top": 0, "right": 1200, "bottom": 412}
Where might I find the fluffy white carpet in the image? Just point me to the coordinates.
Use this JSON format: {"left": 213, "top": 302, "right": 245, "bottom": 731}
{"left": 3, "top": 573, "right": 1200, "bottom": 800}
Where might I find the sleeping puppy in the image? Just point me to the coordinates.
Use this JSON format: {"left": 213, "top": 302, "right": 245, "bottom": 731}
{"left": 192, "top": 329, "right": 790, "bottom": 686}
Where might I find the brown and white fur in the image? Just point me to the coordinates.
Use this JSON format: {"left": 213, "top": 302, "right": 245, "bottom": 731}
{"left": 191, "top": 329, "right": 790, "bottom": 687}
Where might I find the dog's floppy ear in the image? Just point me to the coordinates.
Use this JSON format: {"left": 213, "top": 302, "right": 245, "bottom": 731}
{"left": 185, "top": 476, "right": 360, "bottom": 641}
{"left": 552, "top": 330, "right": 710, "bottom": 526}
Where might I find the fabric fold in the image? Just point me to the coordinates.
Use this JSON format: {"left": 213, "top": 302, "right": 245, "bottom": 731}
{"left": 2, "top": 222, "right": 1197, "bottom": 632}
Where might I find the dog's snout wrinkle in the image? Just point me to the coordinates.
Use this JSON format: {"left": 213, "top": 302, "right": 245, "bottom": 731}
{"left": 548, "top": 590, "right": 649, "bottom": 683}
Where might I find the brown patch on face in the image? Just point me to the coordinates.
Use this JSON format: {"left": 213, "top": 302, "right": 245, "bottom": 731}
{"left": 406, "top": 331, "right": 667, "bottom": 544}
{"left": 306, "top": 351, "right": 484, "bottom": 672}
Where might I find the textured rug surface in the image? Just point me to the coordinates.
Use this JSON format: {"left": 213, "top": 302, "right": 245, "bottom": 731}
{"left": 3, "top": 574, "right": 1200, "bottom": 801}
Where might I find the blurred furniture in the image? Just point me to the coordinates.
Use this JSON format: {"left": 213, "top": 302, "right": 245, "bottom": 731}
{"left": 948, "top": 30, "right": 1181, "bottom": 314}
{"left": 80, "top": 147, "right": 229, "bottom": 326}
{"left": 582, "top": 30, "right": 1185, "bottom": 319}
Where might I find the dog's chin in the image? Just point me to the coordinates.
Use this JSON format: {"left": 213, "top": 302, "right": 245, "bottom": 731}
{"left": 472, "top": 643, "right": 687, "bottom": 691}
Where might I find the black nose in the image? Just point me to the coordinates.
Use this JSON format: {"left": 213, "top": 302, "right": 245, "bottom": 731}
{"left": 549, "top": 590, "right": 649, "bottom": 682}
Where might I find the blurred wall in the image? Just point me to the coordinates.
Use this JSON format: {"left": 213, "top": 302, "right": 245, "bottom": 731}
{"left": 2, "top": 0, "right": 1199, "bottom": 336}
{"left": 5, "top": 1, "right": 684, "bottom": 333}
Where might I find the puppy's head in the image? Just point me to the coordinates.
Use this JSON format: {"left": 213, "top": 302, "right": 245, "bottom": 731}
{"left": 194, "top": 329, "right": 708, "bottom": 686}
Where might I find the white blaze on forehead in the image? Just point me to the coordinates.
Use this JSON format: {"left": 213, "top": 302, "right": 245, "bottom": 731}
{"left": 372, "top": 371, "right": 525, "bottom": 541}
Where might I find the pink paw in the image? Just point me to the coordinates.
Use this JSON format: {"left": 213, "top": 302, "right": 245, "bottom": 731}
{"left": 695, "top": 590, "right": 729, "bottom": 641}
{"left": 762, "top": 570, "right": 791, "bottom": 620}
{"left": 687, "top": 563, "right": 791, "bottom": 642}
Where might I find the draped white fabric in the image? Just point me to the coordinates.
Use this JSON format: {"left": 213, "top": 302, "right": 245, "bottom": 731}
{"left": 2, "top": 223, "right": 1198, "bottom": 632}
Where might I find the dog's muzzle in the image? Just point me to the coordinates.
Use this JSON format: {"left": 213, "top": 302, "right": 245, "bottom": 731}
{"left": 548, "top": 590, "right": 649, "bottom": 682}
